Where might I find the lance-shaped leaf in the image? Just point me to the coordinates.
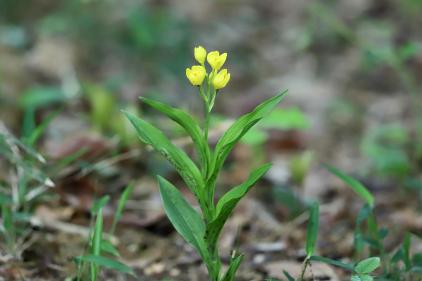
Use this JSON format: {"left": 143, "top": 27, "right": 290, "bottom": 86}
{"left": 221, "top": 253, "right": 244, "bottom": 281}
{"left": 157, "top": 176, "right": 210, "bottom": 262}
{"left": 305, "top": 202, "right": 320, "bottom": 257}
{"left": 206, "top": 163, "right": 272, "bottom": 249}
{"left": 124, "top": 111, "right": 204, "bottom": 195}
{"left": 309, "top": 255, "right": 354, "bottom": 271}
{"left": 140, "top": 97, "right": 210, "bottom": 168}
{"left": 207, "top": 91, "right": 286, "bottom": 184}
{"left": 355, "top": 257, "right": 380, "bottom": 274}
{"left": 75, "top": 255, "right": 135, "bottom": 276}
{"left": 324, "top": 164, "right": 374, "bottom": 207}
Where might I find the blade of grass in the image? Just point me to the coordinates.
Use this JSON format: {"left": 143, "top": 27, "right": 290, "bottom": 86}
{"left": 324, "top": 164, "right": 374, "bottom": 207}
{"left": 305, "top": 202, "right": 320, "bottom": 258}
{"left": 91, "top": 207, "right": 103, "bottom": 281}
{"left": 110, "top": 183, "right": 133, "bottom": 235}
{"left": 75, "top": 255, "right": 135, "bottom": 276}
{"left": 309, "top": 255, "right": 354, "bottom": 271}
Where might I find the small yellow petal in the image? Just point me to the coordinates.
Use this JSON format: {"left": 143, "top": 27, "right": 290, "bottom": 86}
{"left": 194, "top": 46, "right": 207, "bottom": 64}
{"left": 186, "top": 65, "right": 206, "bottom": 86}
{"left": 212, "top": 68, "right": 230, "bottom": 90}
{"left": 217, "top": 53, "right": 227, "bottom": 69}
{"left": 207, "top": 51, "right": 220, "bottom": 69}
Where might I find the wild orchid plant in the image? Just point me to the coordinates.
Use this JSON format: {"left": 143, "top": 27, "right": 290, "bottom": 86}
{"left": 124, "top": 46, "right": 286, "bottom": 281}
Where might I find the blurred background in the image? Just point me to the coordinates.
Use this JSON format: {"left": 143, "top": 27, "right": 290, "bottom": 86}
{"left": 0, "top": 0, "right": 421, "bottom": 280}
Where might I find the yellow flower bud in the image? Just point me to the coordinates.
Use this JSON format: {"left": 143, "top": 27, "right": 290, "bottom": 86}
{"left": 186, "top": 65, "right": 206, "bottom": 86}
{"left": 194, "top": 46, "right": 207, "bottom": 64}
{"left": 207, "top": 51, "right": 227, "bottom": 70}
{"left": 212, "top": 69, "right": 230, "bottom": 90}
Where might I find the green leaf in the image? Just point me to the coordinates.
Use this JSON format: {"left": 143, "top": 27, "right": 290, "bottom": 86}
{"left": 305, "top": 202, "right": 320, "bottom": 257}
{"left": 111, "top": 183, "right": 133, "bottom": 235}
{"left": 19, "top": 86, "right": 65, "bottom": 109}
{"left": 140, "top": 97, "right": 210, "bottom": 169}
{"left": 397, "top": 41, "right": 421, "bottom": 61}
{"left": 351, "top": 275, "right": 361, "bottom": 281}
{"left": 402, "top": 233, "right": 412, "bottom": 270}
{"left": 25, "top": 109, "right": 60, "bottom": 146}
{"left": 309, "top": 255, "right": 354, "bottom": 271}
{"left": 91, "top": 196, "right": 110, "bottom": 216}
{"left": 75, "top": 255, "right": 135, "bottom": 276}
{"left": 91, "top": 206, "right": 104, "bottom": 281}
{"left": 92, "top": 208, "right": 103, "bottom": 256}
{"left": 283, "top": 270, "right": 295, "bottom": 281}
{"left": 208, "top": 91, "right": 286, "bottom": 184}
{"left": 241, "top": 107, "right": 309, "bottom": 146}
{"left": 359, "top": 274, "right": 374, "bottom": 281}
{"left": 325, "top": 165, "right": 374, "bottom": 207}
{"left": 101, "top": 239, "right": 120, "bottom": 257}
{"left": 0, "top": 193, "right": 12, "bottom": 205}
{"left": 124, "top": 111, "right": 204, "bottom": 196}
{"left": 240, "top": 127, "right": 268, "bottom": 146}
{"left": 84, "top": 83, "right": 116, "bottom": 132}
{"left": 157, "top": 176, "right": 209, "bottom": 261}
{"left": 1, "top": 204, "right": 15, "bottom": 246}
{"left": 221, "top": 253, "right": 244, "bottom": 281}
{"left": 259, "top": 107, "right": 310, "bottom": 130}
{"left": 355, "top": 257, "right": 380, "bottom": 274}
{"left": 207, "top": 163, "right": 272, "bottom": 248}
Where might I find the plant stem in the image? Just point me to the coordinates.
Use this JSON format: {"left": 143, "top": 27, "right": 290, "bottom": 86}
{"left": 299, "top": 257, "right": 310, "bottom": 281}
{"left": 204, "top": 103, "right": 210, "bottom": 141}
{"left": 200, "top": 75, "right": 222, "bottom": 281}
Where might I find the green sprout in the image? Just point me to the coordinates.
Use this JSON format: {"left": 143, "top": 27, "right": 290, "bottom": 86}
{"left": 75, "top": 184, "right": 134, "bottom": 281}
{"left": 124, "top": 46, "right": 286, "bottom": 281}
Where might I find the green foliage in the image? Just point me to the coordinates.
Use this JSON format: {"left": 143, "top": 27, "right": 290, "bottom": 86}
{"left": 351, "top": 257, "right": 380, "bottom": 281}
{"left": 19, "top": 86, "right": 65, "bottom": 109}
{"left": 0, "top": 123, "right": 52, "bottom": 258}
{"left": 124, "top": 111, "right": 205, "bottom": 198}
{"left": 325, "top": 164, "right": 374, "bottom": 207}
{"left": 157, "top": 176, "right": 209, "bottom": 261}
{"left": 207, "top": 164, "right": 272, "bottom": 249}
{"left": 305, "top": 203, "right": 319, "bottom": 257}
{"left": 241, "top": 107, "right": 309, "bottom": 146}
{"left": 75, "top": 255, "right": 135, "bottom": 276}
{"left": 127, "top": 77, "right": 285, "bottom": 280}
{"left": 273, "top": 185, "right": 306, "bottom": 218}
{"left": 84, "top": 83, "right": 116, "bottom": 133}
{"left": 220, "top": 253, "right": 243, "bottom": 281}
{"left": 208, "top": 93, "right": 286, "bottom": 188}
{"left": 110, "top": 183, "right": 133, "bottom": 235}
{"left": 355, "top": 257, "right": 381, "bottom": 274}
{"left": 361, "top": 124, "right": 411, "bottom": 179}
{"left": 140, "top": 97, "right": 210, "bottom": 171}
{"left": 84, "top": 83, "right": 138, "bottom": 146}
{"left": 1, "top": 204, "right": 15, "bottom": 253}
{"left": 309, "top": 255, "right": 355, "bottom": 271}
{"left": 289, "top": 151, "right": 313, "bottom": 185}
{"left": 312, "top": 169, "right": 421, "bottom": 281}
{"left": 76, "top": 191, "right": 134, "bottom": 280}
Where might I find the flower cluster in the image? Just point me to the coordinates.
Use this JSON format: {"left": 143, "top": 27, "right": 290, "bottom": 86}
{"left": 186, "top": 46, "right": 231, "bottom": 91}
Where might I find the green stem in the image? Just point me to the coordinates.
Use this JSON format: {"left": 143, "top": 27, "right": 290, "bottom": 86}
{"left": 299, "top": 257, "right": 310, "bottom": 281}
{"left": 200, "top": 76, "right": 222, "bottom": 281}
{"left": 204, "top": 104, "right": 210, "bottom": 141}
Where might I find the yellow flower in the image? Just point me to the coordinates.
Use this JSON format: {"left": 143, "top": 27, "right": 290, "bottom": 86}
{"left": 186, "top": 65, "right": 206, "bottom": 86}
{"left": 212, "top": 69, "right": 230, "bottom": 90}
{"left": 207, "top": 51, "right": 227, "bottom": 70}
{"left": 194, "top": 46, "right": 207, "bottom": 64}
